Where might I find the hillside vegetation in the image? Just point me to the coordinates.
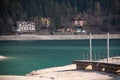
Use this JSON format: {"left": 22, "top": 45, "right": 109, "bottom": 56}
{"left": 0, "top": 0, "right": 120, "bottom": 34}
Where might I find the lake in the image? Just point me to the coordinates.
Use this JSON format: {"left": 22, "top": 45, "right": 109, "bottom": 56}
{"left": 0, "top": 39, "right": 120, "bottom": 75}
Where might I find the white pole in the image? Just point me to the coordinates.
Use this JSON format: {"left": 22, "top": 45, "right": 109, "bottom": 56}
{"left": 107, "top": 33, "right": 109, "bottom": 62}
{"left": 90, "top": 33, "right": 92, "bottom": 61}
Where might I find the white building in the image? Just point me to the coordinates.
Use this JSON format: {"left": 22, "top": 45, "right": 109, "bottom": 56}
{"left": 16, "top": 21, "right": 36, "bottom": 33}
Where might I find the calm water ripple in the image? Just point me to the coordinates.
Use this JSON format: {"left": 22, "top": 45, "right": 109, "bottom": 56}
{"left": 0, "top": 39, "right": 120, "bottom": 75}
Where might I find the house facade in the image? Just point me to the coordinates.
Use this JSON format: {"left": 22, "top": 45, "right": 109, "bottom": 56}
{"left": 72, "top": 18, "right": 84, "bottom": 26}
{"left": 16, "top": 21, "right": 36, "bottom": 33}
{"left": 40, "top": 18, "right": 51, "bottom": 27}
{"left": 72, "top": 18, "right": 87, "bottom": 34}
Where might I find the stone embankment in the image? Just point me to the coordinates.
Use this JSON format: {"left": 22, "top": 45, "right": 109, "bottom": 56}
{"left": 0, "top": 34, "right": 120, "bottom": 40}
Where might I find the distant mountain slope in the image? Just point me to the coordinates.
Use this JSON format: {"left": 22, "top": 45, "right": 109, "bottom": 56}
{"left": 0, "top": 0, "right": 120, "bottom": 34}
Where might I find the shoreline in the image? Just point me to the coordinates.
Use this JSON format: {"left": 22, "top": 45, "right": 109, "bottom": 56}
{"left": 0, "top": 64, "right": 120, "bottom": 80}
{"left": 0, "top": 34, "right": 120, "bottom": 40}
{"left": 0, "top": 57, "right": 120, "bottom": 80}
{"left": 0, "top": 55, "right": 8, "bottom": 60}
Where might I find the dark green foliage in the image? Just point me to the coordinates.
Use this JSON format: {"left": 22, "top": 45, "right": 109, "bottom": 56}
{"left": 0, "top": 0, "right": 120, "bottom": 34}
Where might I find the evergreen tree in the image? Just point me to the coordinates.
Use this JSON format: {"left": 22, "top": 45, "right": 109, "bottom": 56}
{"left": 0, "top": 0, "right": 119, "bottom": 34}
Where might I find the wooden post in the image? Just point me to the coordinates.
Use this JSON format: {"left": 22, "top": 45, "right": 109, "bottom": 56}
{"left": 89, "top": 33, "right": 92, "bottom": 61}
{"left": 107, "top": 33, "right": 109, "bottom": 62}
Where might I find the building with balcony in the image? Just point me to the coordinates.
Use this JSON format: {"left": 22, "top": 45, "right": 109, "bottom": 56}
{"left": 16, "top": 21, "right": 36, "bottom": 33}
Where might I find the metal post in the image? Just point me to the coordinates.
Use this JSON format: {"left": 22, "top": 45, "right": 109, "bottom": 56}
{"left": 98, "top": 54, "right": 100, "bottom": 60}
{"left": 89, "top": 33, "right": 92, "bottom": 61}
{"left": 107, "top": 33, "right": 109, "bottom": 62}
{"left": 83, "top": 54, "right": 84, "bottom": 60}
{"left": 112, "top": 55, "right": 113, "bottom": 62}
{"left": 95, "top": 54, "right": 96, "bottom": 61}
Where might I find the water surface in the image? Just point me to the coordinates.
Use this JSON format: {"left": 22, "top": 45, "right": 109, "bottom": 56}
{"left": 0, "top": 39, "right": 120, "bottom": 75}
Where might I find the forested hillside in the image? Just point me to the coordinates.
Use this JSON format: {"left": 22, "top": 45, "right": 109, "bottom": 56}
{"left": 0, "top": 0, "right": 120, "bottom": 34}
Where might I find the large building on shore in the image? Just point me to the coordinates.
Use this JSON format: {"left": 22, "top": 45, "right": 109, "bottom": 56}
{"left": 16, "top": 21, "right": 36, "bottom": 33}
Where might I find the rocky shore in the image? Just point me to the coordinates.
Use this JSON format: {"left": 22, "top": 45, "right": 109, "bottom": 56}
{"left": 0, "top": 34, "right": 120, "bottom": 40}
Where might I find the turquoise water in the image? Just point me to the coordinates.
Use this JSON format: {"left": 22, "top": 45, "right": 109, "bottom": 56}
{"left": 0, "top": 39, "right": 120, "bottom": 75}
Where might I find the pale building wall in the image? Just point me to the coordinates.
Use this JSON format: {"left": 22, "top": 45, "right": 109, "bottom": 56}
{"left": 74, "top": 20, "right": 83, "bottom": 26}
{"left": 16, "top": 21, "right": 36, "bottom": 33}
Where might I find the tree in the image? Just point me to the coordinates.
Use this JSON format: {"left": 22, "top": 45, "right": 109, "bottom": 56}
{"left": 94, "top": 1, "right": 101, "bottom": 16}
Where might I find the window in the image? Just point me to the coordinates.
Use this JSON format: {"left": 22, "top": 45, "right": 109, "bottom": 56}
{"left": 19, "top": 24, "right": 22, "bottom": 27}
